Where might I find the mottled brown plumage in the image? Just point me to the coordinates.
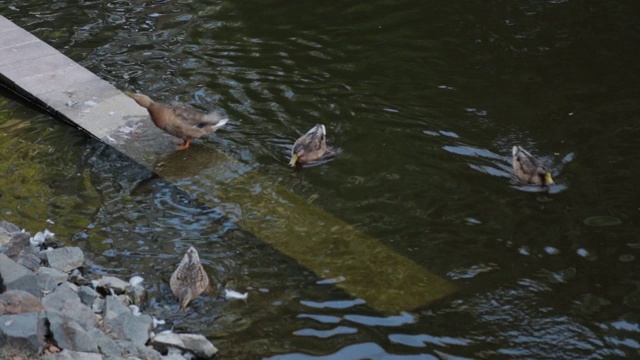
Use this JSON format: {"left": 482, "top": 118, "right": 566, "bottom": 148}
{"left": 170, "top": 246, "right": 209, "bottom": 309}
{"left": 127, "top": 93, "right": 228, "bottom": 150}
{"left": 512, "top": 146, "right": 554, "bottom": 186}
{"left": 289, "top": 124, "right": 329, "bottom": 167}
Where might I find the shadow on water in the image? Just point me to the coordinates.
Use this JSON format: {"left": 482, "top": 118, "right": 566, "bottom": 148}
{"left": 2, "top": 0, "right": 640, "bottom": 358}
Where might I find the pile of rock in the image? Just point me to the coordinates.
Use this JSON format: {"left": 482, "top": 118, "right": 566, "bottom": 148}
{"left": 0, "top": 220, "right": 218, "bottom": 360}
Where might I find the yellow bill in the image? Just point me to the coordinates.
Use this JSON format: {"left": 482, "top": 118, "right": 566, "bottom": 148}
{"left": 545, "top": 172, "right": 554, "bottom": 184}
{"left": 288, "top": 154, "right": 298, "bottom": 167}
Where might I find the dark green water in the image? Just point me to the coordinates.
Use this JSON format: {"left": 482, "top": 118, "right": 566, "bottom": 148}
{"left": 2, "top": 0, "right": 640, "bottom": 358}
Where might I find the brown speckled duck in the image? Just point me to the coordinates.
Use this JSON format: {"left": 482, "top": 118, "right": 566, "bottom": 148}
{"left": 127, "top": 92, "right": 228, "bottom": 150}
{"left": 170, "top": 246, "right": 209, "bottom": 309}
{"left": 512, "top": 145, "right": 554, "bottom": 186}
{"left": 289, "top": 124, "right": 329, "bottom": 167}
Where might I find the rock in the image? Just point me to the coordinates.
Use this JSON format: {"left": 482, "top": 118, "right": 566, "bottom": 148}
{"left": 46, "top": 247, "right": 84, "bottom": 272}
{"left": 0, "top": 253, "right": 41, "bottom": 297}
{"left": 0, "top": 231, "right": 30, "bottom": 260}
{"left": 0, "top": 290, "right": 43, "bottom": 314}
{"left": 38, "top": 267, "right": 69, "bottom": 293}
{"left": 0, "top": 220, "right": 20, "bottom": 233}
{"left": 115, "top": 339, "right": 162, "bottom": 360}
{"left": 88, "top": 328, "right": 121, "bottom": 358}
{"left": 17, "top": 249, "right": 41, "bottom": 272}
{"left": 0, "top": 312, "right": 47, "bottom": 353}
{"left": 68, "top": 269, "right": 91, "bottom": 286}
{"left": 42, "top": 283, "right": 97, "bottom": 331}
{"left": 41, "top": 349, "right": 103, "bottom": 360}
{"left": 103, "top": 296, "right": 153, "bottom": 346}
{"left": 125, "top": 284, "right": 146, "bottom": 307}
{"left": 97, "top": 276, "right": 130, "bottom": 294}
{"left": 116, "top": 294, "right": 132, "bottom": 306}
{"left": 163, "top": 354, "right": 189, "bottom": 360}
{"left": 47, "top": 311, "right": 99, "bottom": 353}
{"left": 78, "top": 285, "right": 99, "bottom": 307}
{"left": 151, "top": 333, "right": 218, "bottom": 359}
{"left": 91, "top": 297, "right": 105, "bottom": 314}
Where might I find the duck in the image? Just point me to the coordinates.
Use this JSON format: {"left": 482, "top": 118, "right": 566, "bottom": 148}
{"left": 512, "top": 145, "right": 554, "bottom": 186}
{"left": 170, "top": 246, "right": 209, "bottom": 309}
{"left": 289, "top": 124, "right": 329, "bottom": 167}
{"left": 127, "top": 92, "right": 228, "bottom": 150}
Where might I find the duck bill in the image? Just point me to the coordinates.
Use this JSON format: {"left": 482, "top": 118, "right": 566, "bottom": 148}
{"left": 545, "top": 172, "right": 554, "bottom": 185}
{"left": 288, "top": 154, "right": 298, "bottom": 167}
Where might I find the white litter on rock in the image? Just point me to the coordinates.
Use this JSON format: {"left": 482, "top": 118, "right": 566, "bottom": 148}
{"left": 84, "top": 100, "right": 98, "bottom": 107}
{"left": 30, "top": 232, "right": 45, "bottom": 247}
{"left": 152, "top": 317, "right": 166, "bottom": 328}
{"left": 129, "top": 276, "right": 144, "bottom": 287}
{"left": 129, "top": 305, "right": 141, "bottom": 316}
{"left": 44, "top": 229, "right": 55, "bottom": 238}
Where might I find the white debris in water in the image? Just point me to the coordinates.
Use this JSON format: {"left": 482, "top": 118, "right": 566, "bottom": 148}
{"left": 224, "top": 288, "right": 248, "bottom": 300}
{"left": 576, "top": 248, "right": 590, "bottom": 258}
{"left": 84, "top": 100, "right": 98, "bottom": 107}
{"left": 316, "top": 276, "right": 346, "bottom": 285}
{"left": 544, "top": 246, "right": 560, "bottom": 255}
{"left": 129, "top": 305, "right": 141, "bottom": 316}
{"left": 129, "top": 276, "right": 144, "bottom": 287}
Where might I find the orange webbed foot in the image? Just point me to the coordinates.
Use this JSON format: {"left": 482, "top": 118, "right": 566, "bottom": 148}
{"left": 176, "top": 138, "right": 191, "bottom": 150}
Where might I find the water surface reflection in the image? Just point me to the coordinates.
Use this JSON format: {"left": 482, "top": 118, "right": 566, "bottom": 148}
{"left": 2, "top": 0, "right": 640, "bottom": 358}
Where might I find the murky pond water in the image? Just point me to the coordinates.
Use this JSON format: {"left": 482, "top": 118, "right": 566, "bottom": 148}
{"left": 2, "top": 0, "right": 640, "bottom": 358}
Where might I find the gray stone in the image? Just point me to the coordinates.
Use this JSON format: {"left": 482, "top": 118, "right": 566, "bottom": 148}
{"left": 46, "top": 247, "right": 84, "bottom": 272}
{"left": 47, "top": 311, "right": 99, "bottom": 353}
{"left": 116, "top": 294, "right": 132, "bottom": 307}
{"left": 115, "top": 340, "right": 162, "bottom": 360}
{"left": 0, "top": 231, "right": 30, "bottom": 260}
{"left": 42, "top": 283, "right": 97, "bottom": 331}
{"left": 41, "top": 349, "right": 104, "bottom": 360}
{"left": 0, "top": 312, "right": 46, "bottom": 352}
{"left": 104, "top": 296, "right": 152, "bottom": 346}
{"left": 125, "top": 285, "right": 146, "bottom": 307}
{"left": 38, "top": 266, "right": 69, "bottom": 292}
{"left": 79, "top": 285, "right": 99, "bottom": 306}
{"left": 0, "top": 253, "right": 41, "bottom": 297}
{"left": 0, "top": 289, "right": 43, "bottom": 314}
{"left": 88, "top": 328, "right": 121, "bottom": 358}
{"left": 0, "top": 220, "right": 20, "bottom": 233}
{"left": 97, "top": 276, "right": 130, "bottom": 294}
{"left": 18, "top": 250, "right": 41, "bottom": 272}
{"left": 151, "top": 333, "right": 218, "bottom": 359}
{"left": 162, "top": 354, "right": 188, "bottom": 360}
{"left": 92, "top": 297, "right": 106, "bottom": 314}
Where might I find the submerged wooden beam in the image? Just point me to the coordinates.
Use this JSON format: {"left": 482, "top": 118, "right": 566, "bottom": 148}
{"left": 0, "top": 15, "right": 454, "bottom": 312}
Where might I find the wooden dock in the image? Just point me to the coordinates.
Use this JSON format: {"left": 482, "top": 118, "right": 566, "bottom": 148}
{"left": 0, "top": 15, "right": 454, "bottom": 313}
